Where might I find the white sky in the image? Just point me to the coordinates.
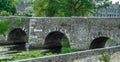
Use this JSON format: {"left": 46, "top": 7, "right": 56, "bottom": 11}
{"left": 110, "top": 0, "right": 120, "bottom": 4}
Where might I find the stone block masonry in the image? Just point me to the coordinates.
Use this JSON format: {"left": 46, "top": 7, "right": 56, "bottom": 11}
{"left": 0, "top": 16, "right": 120, "bottom": 50}
{"left": 11, "top": 45, "right": 120, "bottom": 62}
{"left": 28, "top": 17, "right": 120, "bottom": 50}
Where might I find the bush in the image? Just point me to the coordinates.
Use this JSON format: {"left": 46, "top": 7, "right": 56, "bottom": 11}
{"left": 99, "top": 53, "right": 110, "bottom": 62}
{"left": 61, "top": 36, "right": 70, "bottom": 48}
{"left": 0, "top": 11, "right": 10, "bottom": 16}
{"left": 0, "top": 19, "right": 10, "bottom": 36}
{"left": 106, "top": 39, "right": 113, "bottom": 44}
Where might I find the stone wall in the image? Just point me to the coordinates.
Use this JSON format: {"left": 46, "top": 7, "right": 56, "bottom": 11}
{"left": 28, "top": 17, "right": 72, "bottom": 48}
{"left": 11, "top": 45, "right": 120, "bottom": 62}
{"left": 0, "top": 16, "right": 120, "bottom": 50}
{"left": 28, "top": 17, "right": 120, "bottom": 50}
{"left": 0, "top": 16, "right": 29, "bottom": 43}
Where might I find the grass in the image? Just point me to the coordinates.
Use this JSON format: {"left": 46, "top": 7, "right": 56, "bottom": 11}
{"left": 99, "top": 53, "right": 110, "bottom": 62}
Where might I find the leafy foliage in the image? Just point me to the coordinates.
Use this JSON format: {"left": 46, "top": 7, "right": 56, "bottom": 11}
{"left": 0, "top": 60, "right": 9, "bottom": 62}
{"left": 34, "top": 0, "right": 111, "bottom": 17}
{"left": 61, "top": 0, "right": 95, "bottom": 16}
{"left": 0, "top": 11, "right": 10, "bottom": 16}
{"left": 34, "top": 0, "right": 49, "bottom": 16}
{"left": 0, "top": 0, "right": 17, "bottom": 15}
{"left": 106, "top": 39, "right": 113, "bottom": 44}
{"left": 0, "top": 18, "right": 25, "bottom": 37}
{"left": 99, "top": 53, "right": 110, "bottom": 62}
{"left": 61, "top": 36, "right": 70, "bottom": 48}
{"left": 45, "top": 52, "right": 54, "bottom": 56}
{"left": 14, "top": 18, "right": 24, "bottom": 26}
{"left": 0, "top": 19, "right": 10, "bottom": 36}
{"left": 61, "top": 36, "right": 77, "bottom": 53}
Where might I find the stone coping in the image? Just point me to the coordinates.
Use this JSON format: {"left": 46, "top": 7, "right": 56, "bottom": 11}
{"left": 0, "top": 16, "right": 120, "bottom": 19}
{"left": 11, "top": 45, "right": 120, "bottom": 62}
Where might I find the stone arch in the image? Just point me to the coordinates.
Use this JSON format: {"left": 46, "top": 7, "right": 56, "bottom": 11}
{"left": 44, "top": 31, "right": 70, "bottom": 53}
{"left": 7, "top": 28, "right": 27, "bottom": 50}
{"left": 7, "top": 28, "right": 27, "bottom": 43}
{"left": 89, "top": 37, "right": 112, "bottom": 49}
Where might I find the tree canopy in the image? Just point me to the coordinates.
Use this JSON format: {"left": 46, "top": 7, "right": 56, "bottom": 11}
{"left": 0, "top": 0, "right": 17, "bottom": 15}
{"left": 34, "top": 0, "right": 111, "bottom": 17}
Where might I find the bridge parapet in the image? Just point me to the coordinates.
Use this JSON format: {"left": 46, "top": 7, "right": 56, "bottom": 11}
{"left": 12, "top": 45, "right": 120, "bottom": 62}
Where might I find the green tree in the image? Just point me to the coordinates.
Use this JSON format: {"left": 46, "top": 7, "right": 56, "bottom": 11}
{"left": 34, "top": 0, "right": 111, "bottom": 17}
{"left": 34, "top": 0, "right": 49, "bottom": 16}
{"left": 0, "top": 0, "right": 17, "bottom": 15}
{"left": 61, "top": 0, "right": 95, "bottom": 16}
{"left": 14, "top": 0, "right": 20, "bottom": 4}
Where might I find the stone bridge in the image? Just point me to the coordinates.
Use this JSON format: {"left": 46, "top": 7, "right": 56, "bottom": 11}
{"left": 0, "top": 16, "right": 120, "bottom": 50}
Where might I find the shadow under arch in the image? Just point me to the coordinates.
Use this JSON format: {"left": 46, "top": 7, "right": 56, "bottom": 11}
{"left": 44, "top": 31, "right": 70, "bottom": 53}
{"left": 7, "top": 28, "right": 27, "bottom": 50}
{"left": 89, "top": 37, "right": 111, "bottom": 49}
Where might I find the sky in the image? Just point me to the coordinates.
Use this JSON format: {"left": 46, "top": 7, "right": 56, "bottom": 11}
{"left": 110, "top": 0, "right": 120, "bottom": 4}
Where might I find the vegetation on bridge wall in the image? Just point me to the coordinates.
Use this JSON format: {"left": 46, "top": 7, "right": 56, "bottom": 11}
{"left": 0, "top": 18, "right": 25, "bottom": 37}
{"left": 0, "top": 19, "right": 10, "bottom": 37}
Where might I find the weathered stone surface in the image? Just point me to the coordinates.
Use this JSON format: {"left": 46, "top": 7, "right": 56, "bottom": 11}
{"left": 0, "top": 17, "right": 120, "bottom": 50}
{"left": 28, "top": 17, "right": 120, "bottom": 50}
{"left": 11, "top": 46, "right": 120, "bottom": 62}
{"left": 110, "top": 52, "right": 120, "bottom": 62}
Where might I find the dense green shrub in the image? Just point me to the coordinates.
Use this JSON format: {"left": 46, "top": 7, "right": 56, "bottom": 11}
{"left": 61, "top": 36, "right": 70, "bottom": 48}
{"left": 99, "top": 53, "right": 110, "bottom": 62}
{"left": 0, "top": 11, "right": 10, "bottom": 16}
{"left": 106, "top": 39, "right": 113, "bottom": 44}
{"left": 0, "top": 19, "right": 10, "bottom": 36}
{"left": 61, "top": 36, "right": 77, "bottom": 53}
